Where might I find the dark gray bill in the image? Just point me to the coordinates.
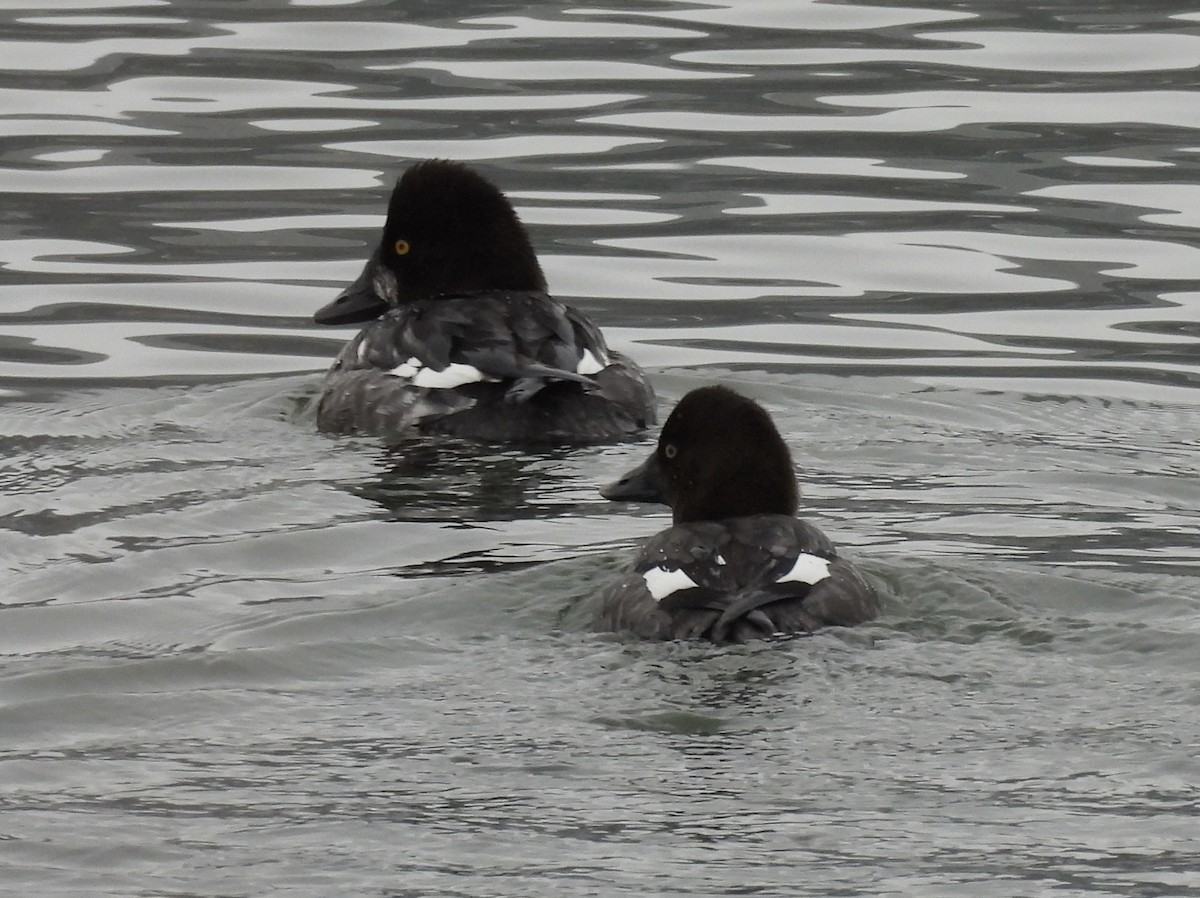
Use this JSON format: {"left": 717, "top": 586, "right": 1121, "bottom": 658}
{"left": 313, "top": 250, "right": 389, "bottom": 325}
{"left": 600, "top": 451, "right": 666, "bottom": 504}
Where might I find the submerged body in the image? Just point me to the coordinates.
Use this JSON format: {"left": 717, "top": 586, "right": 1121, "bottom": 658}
{"left": 597, "top": 386, "right": 880, "bottom": 642}
{"left": 313, "top": 160, "right": 655, "bottom": 443}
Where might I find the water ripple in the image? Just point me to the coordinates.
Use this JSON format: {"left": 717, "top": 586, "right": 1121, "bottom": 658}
{"left": 678, "top": 31, "right": 1200, "bottom": 73}
{"left": 584, "top": 90, "right": 1200, "bottom": 132}
{"left": 2, "top": 4, "right": 1199, "bottom": 893}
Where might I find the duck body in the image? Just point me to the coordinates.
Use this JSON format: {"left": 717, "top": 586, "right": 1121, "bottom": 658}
{"left": 317, "top": 289, "right": 653, "bottom": 442}
{"left": 596, "top": 386, "right": 880, "bottom": 642}
{"left": 595, "top": 514, "right": 878, "bottom": 642}
{"left": 313, "top": 160, "right": 655, "bottom": 444}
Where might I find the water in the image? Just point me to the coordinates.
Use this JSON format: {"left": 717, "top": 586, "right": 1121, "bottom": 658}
{"left": 1, "top": 1, "right": 1198, "bottom": 895}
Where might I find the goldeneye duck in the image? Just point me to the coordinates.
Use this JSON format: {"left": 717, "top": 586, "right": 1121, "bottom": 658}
{"left": 312, "top": 159, "right": 655, "bottom": 443}
{"left": 595, "top": 385, "right": 880, "bottom": 642}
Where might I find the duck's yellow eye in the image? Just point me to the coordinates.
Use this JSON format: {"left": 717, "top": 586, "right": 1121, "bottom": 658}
{"left": 393, "top": 239, "right": 410, "bottom": 256}
{"left": 664, "top": 443, "right": 677, "bottom": 459}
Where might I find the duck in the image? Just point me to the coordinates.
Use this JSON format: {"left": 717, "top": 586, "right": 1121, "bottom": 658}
{"left": 312, "top": 159, "right": 656, "bottom": 443}
{"left": 594, "top": 385, "right": 880, "bottom": 642}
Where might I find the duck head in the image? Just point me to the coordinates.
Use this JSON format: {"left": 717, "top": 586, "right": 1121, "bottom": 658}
{"left": 601, "top": 386, "right": 800, "bottom": 524}
{"left": 313, "top": 159, "right": 548, "bottom": 325}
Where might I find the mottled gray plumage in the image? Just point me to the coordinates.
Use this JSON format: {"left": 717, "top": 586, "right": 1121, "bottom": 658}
{"left": 596, "top": 386, "right": 880, "bottom": 642}
{"left": 317, "top": 291, "right": 654, "bottom": 442}
{"left": 595, "top": 514, "right": 878, "bottom": 642}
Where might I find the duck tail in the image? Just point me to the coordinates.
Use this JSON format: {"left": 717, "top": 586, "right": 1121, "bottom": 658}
{"left": 709, "top": 588, "right": 818, "bottom": 643}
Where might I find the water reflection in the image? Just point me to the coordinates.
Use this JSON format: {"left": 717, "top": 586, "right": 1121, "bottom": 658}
{"left": 350, "top": 440, "right": 608, "bottom": 523}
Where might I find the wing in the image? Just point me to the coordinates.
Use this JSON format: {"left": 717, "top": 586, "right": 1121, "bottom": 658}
{"left": 715, "top": 516, "right": 880, "bottom": 637}
{"left": 408, "top": 293, "right": 610, "bottom": 397}
{"left": 334, "top": 292, "right": 618, "bottom": 402}
{"left": 595, "top": 516, "right": 880, "bottom": 643}
{"left": 593, "top": 521, "right": 731, "bottom": 640}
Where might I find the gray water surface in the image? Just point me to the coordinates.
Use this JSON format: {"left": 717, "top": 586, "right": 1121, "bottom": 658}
{"left": 1, "top": 1, "right": 1198, "bottom": 895}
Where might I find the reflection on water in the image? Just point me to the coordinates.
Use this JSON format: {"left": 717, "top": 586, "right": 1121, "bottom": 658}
{"left": 1, "top": 1, "right": 1199, "bottom": 895}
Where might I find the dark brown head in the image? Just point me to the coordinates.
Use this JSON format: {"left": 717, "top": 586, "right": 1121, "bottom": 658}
{"left": 601, "top": 386, "right": 799, "bottom": 524}
{"left": 314, "top": 160, "right": 547, "bottom": 325}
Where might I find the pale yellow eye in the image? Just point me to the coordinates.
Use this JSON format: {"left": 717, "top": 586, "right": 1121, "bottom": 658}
{"left": 394, "top": 239, "right": 410, "bottom": 256}
{"left": 664, "top": 443, "right": 677, "bottom": 459}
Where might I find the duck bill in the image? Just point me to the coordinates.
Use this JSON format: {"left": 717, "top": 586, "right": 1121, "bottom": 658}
{"left": 313, "top": 249, "right": 390, "bottom": 325}
{"left": 600, "top": 451, "right": 667, "bottom": 504}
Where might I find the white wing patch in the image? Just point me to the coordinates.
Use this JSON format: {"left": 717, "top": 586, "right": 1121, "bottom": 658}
{"left": 390, "top": 356, "right": 421, "bottom": 378}
{"left": 413, "top": 362, "right": 489, "bottom": 388}
{"left": 776, "top": 553, "right": 831, "bottom": 586}
{"left": 643, "top": 566, "right": 700, "bottom": 601}
{"left": 576, "top": 349, "right": 607, "bottom": 375}
{"left": 388, "top": 357, "right": 494, "bottom": 389}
